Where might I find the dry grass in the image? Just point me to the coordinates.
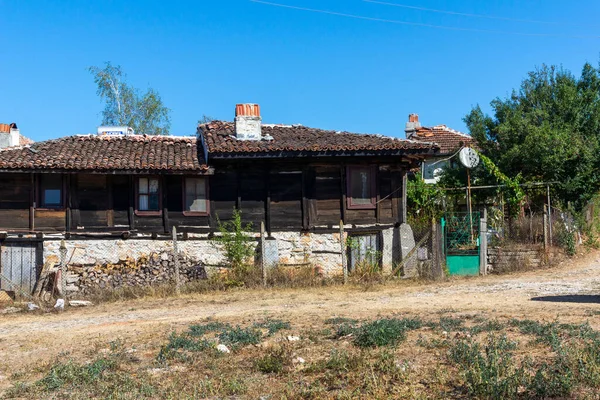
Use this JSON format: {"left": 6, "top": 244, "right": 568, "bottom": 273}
{"left": 6, "top": 313, "right": 600, "bottom": 399}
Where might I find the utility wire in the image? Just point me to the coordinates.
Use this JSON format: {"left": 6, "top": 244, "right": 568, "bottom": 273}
{"left": 364, "top": 0, "right": 592, "bottom": 27}
{"left": 250, "top": 0, "right": 600, "bottom": 39}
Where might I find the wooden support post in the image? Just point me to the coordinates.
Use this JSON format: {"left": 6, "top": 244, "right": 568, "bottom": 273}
{"left": 107, "top": 175, "right": 114, "bottom": 227}
{"left": 265, "top": 171, "right": 271, "bottom": 236}
{"left": 401, "top": 172, "right": 407, "bottom": 224}
{"left": 340, "top": 166, "right": 346, "bottom": 223}
{"left": 547, "top": 184, "right": 553, "bottom": 246}
{"left": 301, "top": 167, "right": 309, "bottom": 230}
{"left": 172, "top": 226, "right": 181, "bottom": 295}
{"left": 162, "top": 176, "right": 169, "bottom": 234}
{"left": 543, "top": 204, "right": 549, "bottom": 251}
{"left": 59, "top": 240, "right": 68, "bottom": 302}
{"left": 375, "top": 166, "right": 381, "bottom": 224}
{"left": 29, "top": 173, "right": 35, "bottom": 232}
{"left": 340, "top": 220, "right": 347, "bottom": 284}
{"left": 65, "top": 174, "right": 71, "bottom": 232}
{"left": 260, "top": 221, "right": 267, "bottom": 287}
{"left": 128, "top": 175, "right": 135, "bottom": 230}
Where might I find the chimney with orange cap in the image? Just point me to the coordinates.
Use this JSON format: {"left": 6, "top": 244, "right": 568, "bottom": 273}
{"left": 405, "top": 114, "right": 421, "bottom": 139}
{"left": 234, "top": 103, "right": 262, "bottom": 141}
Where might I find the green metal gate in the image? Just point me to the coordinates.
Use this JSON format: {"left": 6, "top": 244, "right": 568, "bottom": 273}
{"left": 442, "top": 212, "right": 480, "bottom": 276}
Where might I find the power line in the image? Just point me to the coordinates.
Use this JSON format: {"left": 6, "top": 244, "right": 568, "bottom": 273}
{"left": 250, "top": 0, "right": 600, "bottom": 39}
{"left": 364, "top": 0, "right": 591, "bottom": 27}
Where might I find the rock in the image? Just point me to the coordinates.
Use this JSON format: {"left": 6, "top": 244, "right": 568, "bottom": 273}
{"left": 287, "top": 335, "right": 300, "bottom": 342}
{"left": 69, "top": 300, "right": 93, "bottom": 307}
{"left": 27, "top": 303, "right": 39, "bottom": 311}
{"left": 54, "top": 299, "right": 65, "bottom": 310}
{"left": 217, "top": 344, "right": 230, "bottom": 353}
{"left": 293, "top": 357, "right": 305, "bottom": 364}
{"left": 2, "top": 307, "right": 22, "bottom": 314}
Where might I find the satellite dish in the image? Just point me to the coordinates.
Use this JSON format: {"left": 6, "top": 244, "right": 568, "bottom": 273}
{"left": 459, "top": 147, "right": 480, "bottom": 169}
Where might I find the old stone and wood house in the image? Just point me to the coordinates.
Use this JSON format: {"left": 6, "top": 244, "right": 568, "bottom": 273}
{"left": 0, "top": 105, "right": 438, "bottom": 295}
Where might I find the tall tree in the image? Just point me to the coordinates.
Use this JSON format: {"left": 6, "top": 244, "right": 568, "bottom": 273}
{"left": 465, "top": 63, "right": 600, "bottom": 209}
{"left": 88, "top": 62, "right": 171, "bottom": 135}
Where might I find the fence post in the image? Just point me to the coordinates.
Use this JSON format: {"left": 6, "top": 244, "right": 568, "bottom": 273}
{"left": 59, "top": 240, "right": 67, "bottom": 301}
{"left": 172, "top": 226, "right": 181, "bottom": 295}
{"left": 543, "top": 205, "right": 549, "bottom": 251}
{"left": 340, "top": 220, "right": 347, "bottom": 284}
{"left": 547, "top": 185, "right": 553, "bottom": 246}
{"left": 480, "top": 209, "right": 488, "bottom": 276}
{"left": 260, "top": 221, "right": 266, "bottom": 286}
{"left": 431, "top": 218, "right": 440, "bottom": 280}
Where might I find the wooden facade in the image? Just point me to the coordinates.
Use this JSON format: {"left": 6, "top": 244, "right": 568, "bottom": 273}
{"left": 0, "top": 158, "right": 408, "bottom": 235}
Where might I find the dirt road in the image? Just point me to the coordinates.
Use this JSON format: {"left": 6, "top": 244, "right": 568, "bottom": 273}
{"left": 2, "top": 250, "right": 600, "bottom": 389}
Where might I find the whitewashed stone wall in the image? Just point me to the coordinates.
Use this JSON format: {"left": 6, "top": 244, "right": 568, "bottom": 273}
{"left": 41, "top": 226, "right": 404, "bottom": 294}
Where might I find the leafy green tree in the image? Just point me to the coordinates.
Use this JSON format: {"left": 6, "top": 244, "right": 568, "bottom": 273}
{"left": 88, "top": 62, "right": 171, "bottom": 135}
{"left": 465, "top": 63, "right": 600, "bottom": 209}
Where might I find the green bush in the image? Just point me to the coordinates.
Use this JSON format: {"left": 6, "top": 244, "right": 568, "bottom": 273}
{"left": 218, "top": 326, "right": 262, "bottom": 349}
{"left": 253, "top": 319, "right": 291, "bottom": 336}
{"left": 216, "top": 209, "right": 256, "bottom": 279}
{"left": 255, "top": 346, "right": 291, "bottom": 374}
{"left": 353, "top": 318, "right": 423, "bottom": 348}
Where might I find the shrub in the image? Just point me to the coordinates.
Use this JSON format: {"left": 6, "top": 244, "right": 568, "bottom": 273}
{"left": 449, "top": 334, "right": 523, "bottom": 398}
{"left": 253, "top": 319, "right": 291, "bottom": 336}
{"left": 353, "top": 318, "right": 423, "bottom": 348}
{"left": 218, "top": 326, "right": 262, "bottom": 349}
{"left": 215, "top": 209, "right": 256, "bottom": 279}
{"left": 255, "top": 345, "right": 291, "bottom": 374}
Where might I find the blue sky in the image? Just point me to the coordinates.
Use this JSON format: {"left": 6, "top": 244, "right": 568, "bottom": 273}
{"left": 1, "top": 0, "right": 599, "bottom": 142}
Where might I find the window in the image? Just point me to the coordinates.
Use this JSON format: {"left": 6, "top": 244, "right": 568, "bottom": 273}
{"left": 40, "top": 175, "right": 63, "bottom": 208}
{"left": 137, "top": 177, "right": 161, "bottom": 213}
{"left": 347, "top": 166, "right": 376, "bottom": 209}
{"left": 184, "top": 177, "right": 208, "bottom": 215}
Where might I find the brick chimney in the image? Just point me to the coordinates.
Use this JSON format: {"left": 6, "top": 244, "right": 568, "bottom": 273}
{"left": 0, "top": 123, "right": 21, "bottom": 149}
{"left": 405, "top": 114, "right": 421, "bottom": 139}
{"left": 234, "top": 103, "right": 262, "bottom": 141}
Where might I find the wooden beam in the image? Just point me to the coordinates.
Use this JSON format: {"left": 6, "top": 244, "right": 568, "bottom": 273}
{"left": 29, "top": 173, "right": 35, "bottom": 232}
{"left": 265, "top": 169, "right": 271, "bottom": 235}
{"left": 301, "top": 166, "right": 309, "bottom": 230}
{"left": 107, "top": 175, "right": 114, "bottom": 227}
{"left": 401, "top": 171, "right": 407, "bottom": 224}
{"left": 128, "top": 175, "right": 135, "bottom": 230}
{"left": 161, "top": 175, "right": 169, "bottom": 234}
{"left": 340, "top": 165, "right": 346, "bottom": 223}
{"left": 65, "top": 174, "right": 71, "bottom": 232}
{"left": 236, "top": 168, "right": 241, "bottom": 210}
{"left": 375, "top": 166, "right": 381, "bottom": 224}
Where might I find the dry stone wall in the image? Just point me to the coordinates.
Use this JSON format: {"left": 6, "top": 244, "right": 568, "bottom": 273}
{"left": 487, "top": 247, "right": 543, "bottom": 273}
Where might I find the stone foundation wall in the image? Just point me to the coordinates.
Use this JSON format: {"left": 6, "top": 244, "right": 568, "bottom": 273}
{"left": 41, "top": 226, "right": 402, "bottom": 295}
{"left": 487, "top": 247, "right": 543, "bottom": 273}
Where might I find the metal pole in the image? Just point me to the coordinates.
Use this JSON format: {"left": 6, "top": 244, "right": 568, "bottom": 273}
{"left": 172, "top": 226, "right": 181, "bottom": 295}
{"left": 467, "top": 168, "right": 474, "bottom": 243}
{"left": 340, "top": 220, "right": 347, "bottom": 284}
{"left": 547, "top": 185, "right": 553, "bottom": 247}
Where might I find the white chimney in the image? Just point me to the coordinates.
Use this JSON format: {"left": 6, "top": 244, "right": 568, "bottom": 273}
{"left": 234, "top": 103, "right": 262, "bottom": 140}
{"left": 405, "top": 114, "right": 421, "bottom": 139}
{"left": 0, "top": 123, "right": 21, "bottom": 149}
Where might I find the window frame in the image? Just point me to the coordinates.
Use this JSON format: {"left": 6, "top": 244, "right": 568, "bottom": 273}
{"left": 38, "top": 174, "right": 65, "bottom": 210}
{"left": 135, "top": 176, "right": 162, "bottom": 216}
{"left": 182, "top": 176, "right": 210, "bottom": 216}
{"left": 346, "top": 165, "right": 377, "bottom": 210}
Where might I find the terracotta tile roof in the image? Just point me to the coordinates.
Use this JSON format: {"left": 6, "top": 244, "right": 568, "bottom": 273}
{"left": 410, "top": 125, "right": 475, "bottom": 155}
{"left": 18, "top": 135, "right": 34, "bottom": 146}
{"left": 0, "top": 135, "right": 209, "bottom": 172}
{"left": 198, "top": 121, "right": 438, "bottom": 155}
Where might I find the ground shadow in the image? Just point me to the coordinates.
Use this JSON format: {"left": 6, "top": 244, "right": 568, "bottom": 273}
{"left": 531, "top": 295, "right": 600, "bottom": 304}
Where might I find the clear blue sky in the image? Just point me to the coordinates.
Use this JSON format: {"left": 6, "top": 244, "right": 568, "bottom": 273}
{"left": 1, "top": 0, "right": 599, "bottom": 142}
